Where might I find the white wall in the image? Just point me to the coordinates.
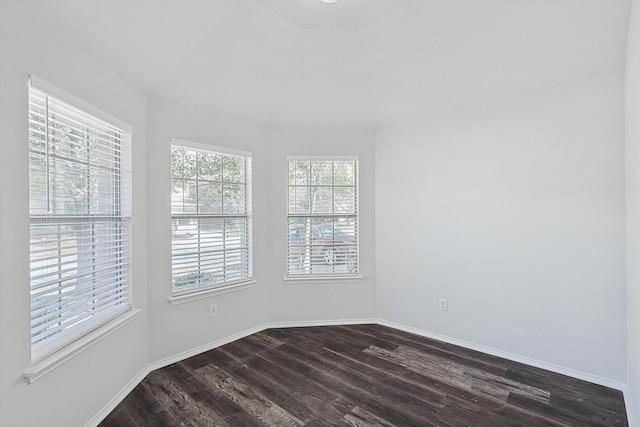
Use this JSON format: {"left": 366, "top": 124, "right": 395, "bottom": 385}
{"left": 146, "top": 100, "right": 271, "bottom": 362}
{"left": 265, "top": 130, "right": 377, "bottom": 324}
{"left": 375, "top": 74, "right": 627, "bottom": 382}
{"left": 0, "top": 1, "right": 149, "bottom": 426}
{"left": 144, "top": 108, "right": 378, "bottom": 362}
{"left": 626, "top": 0, "right": 640, "bottom": 422}
{"left": 0, "top": 0, "right": 633, "bottom": 425}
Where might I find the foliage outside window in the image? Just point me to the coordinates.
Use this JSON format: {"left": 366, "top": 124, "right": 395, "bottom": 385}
{"left": 287, "top": 158, "right": 359, "bottom": 277}
{"left": 171, "top": 142, "right": 252, "bottom": 295}
{"left": 28, "top": 83, "right": 132, "bottom": 362}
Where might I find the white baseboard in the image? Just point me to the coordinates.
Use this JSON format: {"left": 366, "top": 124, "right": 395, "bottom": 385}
{"left": 267, "top": 317, "right": 379, "bottom": 330}
{"left": 376, "top": 319, "right": 627, "bottom": 392}
{"left": 376, "top": 319, "right": 636, "bottom": 427}
{"left": 85, "top": 366, "right": 152, "bottom": 427}
{"left": 86, "top": 318, "right": 377, "bottom": 427}
{"left": 144, "top": 318, "right": 379, "bottom": 374}
{"left": 87, "top": 318, "right": 636, "bottom": 427}
{"left": 146, "top": 323, "right": 271, "bottom": 373}
{"left": 624, "top": 389, "right": 638, "bottom": 427}
{"left": 86, "top": 323, "right": 268, "bottom": 427}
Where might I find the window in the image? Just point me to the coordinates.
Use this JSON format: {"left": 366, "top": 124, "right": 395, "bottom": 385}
{"left": 287, "top": 158, "right": 359, "bottom": 277}
{"left": 171, "top": 141, "right": 252, "bottom": 295}
{"left": 28, "top": 81, "right": 132, "bottom": 362}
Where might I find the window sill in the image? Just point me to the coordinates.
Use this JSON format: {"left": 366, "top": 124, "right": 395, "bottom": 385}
{"left": 169, "top": 280, "right": 256, "bottom": 305}
{"left": 24, "top": 308, "right": 141, "bottom": 384}
{"left": 283, "top": 275, "right": 363, "bottom": 284}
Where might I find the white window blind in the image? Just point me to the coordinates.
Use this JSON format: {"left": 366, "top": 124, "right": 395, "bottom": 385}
{"left": 171, "top": 142, "right": 252, "bottom": 295}
{"left": 287, "top": 158, "right": 359, "bottom": 277}
{"left": 28, "top": 83, "right": 132, "bottom": 362}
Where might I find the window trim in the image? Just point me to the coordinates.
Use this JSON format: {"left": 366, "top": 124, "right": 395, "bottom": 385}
{"left": 24, "top": 309, "right": 141, "bottom": 384}
{"left": 168, "top": 280, "right": 256, "bottom": 305}
{"left": 28, "top": 76, "right": 133, "bottom": 364}
{"left": 286, "top": 156, "right": 360, "bottom": 279}
{"left": 170, "top": 139, "right": 253, "bottom": 297}
{"left": 29, "top": 75, "right": 132, "bottom": 134}
{"left": 282, "top": 275, "right": 363, "bottom": 283}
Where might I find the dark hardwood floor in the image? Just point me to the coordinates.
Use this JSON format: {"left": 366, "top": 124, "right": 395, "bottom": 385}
{"left": 99, "top": 324, "right": 628, "bottom": 426}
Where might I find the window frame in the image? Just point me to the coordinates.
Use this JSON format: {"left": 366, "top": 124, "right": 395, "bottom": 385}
{"left": 170, "top": 139, "right": 253, "bottom": 297}
{"left": 286, "top": 156, "right": 360, "bottom": 280}
{"left": 28, "top": 76, "right": 133, "bottom": 363}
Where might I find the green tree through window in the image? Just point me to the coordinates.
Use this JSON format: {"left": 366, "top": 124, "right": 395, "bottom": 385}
{"left": 287, "top": 158, "right": 359, "bottom": 277}
{"left": 171, "top": 143, "right": 252, "bottom": 295}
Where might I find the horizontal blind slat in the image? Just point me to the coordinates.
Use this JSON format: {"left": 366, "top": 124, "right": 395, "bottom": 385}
{"left": 29, "top": 84, "right": 132, "bottom": 362}
{"left": 31, "top": 275, "right": 130, "bottom": 317}
{"left": 170, "top": 144, "right": 252, "bottom": 294}
{"left": 286, "top": 159, "right": 359, "bottom": 277}
{"left": 31, "top": 280, "right": 129, "bottom": 332}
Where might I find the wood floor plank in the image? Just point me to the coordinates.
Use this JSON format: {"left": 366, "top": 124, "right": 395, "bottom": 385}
{"left": 436, "top": 398, "right": 565, "bottom": 427}
{"left": 246, "top": 331, "right": 286, "bottom": 349}
{"left": 549, "top": 392, "right": 628, "bottom": 425}
{"left": 196, "top": 364, "right": 305, "bottom": 426}
{"left": 507, "top": 392, "right": 624, "bottom": 427}
{"left": 365, "top": 344, "right": 550, "bottom": 404}
{"left": 342, "top": 406, "right": 398, "bottom": 427}
{"left": 267, "top": 344, "right": 443, "bottom": 426}
{"left": 323, "top": 345, "right": 542, "bottom": 426}
{"left": 216, "top": 347, "right": 356, "bottom": 423}
{"left": 197, "top": 348, "right": 350, "bottom": 424}
{"left": 99, "top": 325, "right": 629, "bottom": 427}
{"left": 98, "top": 406, "right": 140, "bottom": 427}
{"left": 349, "top": 324, "right": 513, "bottom": 377}
{"left": 321, "top": 344, "right": 560, "bottom": 427}
{"left": 144, "top": 369, "right": 224, "bottom": 426}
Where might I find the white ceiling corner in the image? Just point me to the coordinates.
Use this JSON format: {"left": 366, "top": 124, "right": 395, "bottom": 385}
{"left": 20, "top": 0, "right": 240, "bottom": 94}
{"left": 16, "top": 0, "right": 633, "bottom": 130}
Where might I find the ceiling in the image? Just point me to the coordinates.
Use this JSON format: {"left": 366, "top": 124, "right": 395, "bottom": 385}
{"left": 20, "top": 0, "right": 632, "bottom": 130}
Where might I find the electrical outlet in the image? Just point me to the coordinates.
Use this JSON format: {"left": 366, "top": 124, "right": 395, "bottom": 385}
{"left": 439, "top": 298, "right": 448, "bottom": 311}
{"left": 209, "top": 303, "right": 218, "bottom": 318}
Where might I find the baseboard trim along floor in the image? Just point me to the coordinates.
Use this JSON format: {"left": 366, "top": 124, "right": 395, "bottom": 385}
{"left": 87, "top": 318, "right": 636, "bottom": 427}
